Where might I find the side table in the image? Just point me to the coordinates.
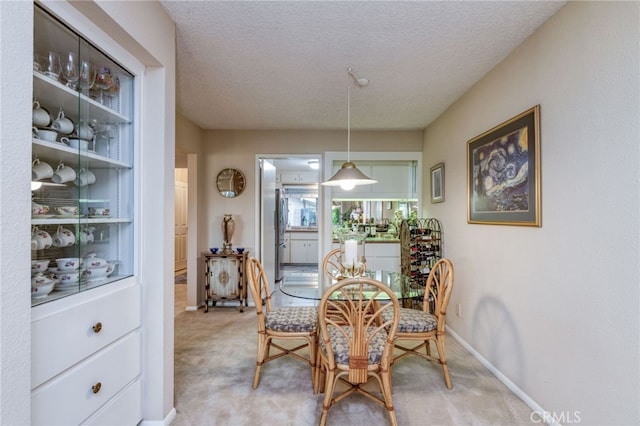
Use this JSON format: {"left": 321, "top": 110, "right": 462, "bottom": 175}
{"left": 202, "top": 251, "right": 248, "bottom": 312}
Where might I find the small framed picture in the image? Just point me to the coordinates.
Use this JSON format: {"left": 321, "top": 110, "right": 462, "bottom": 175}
{"left": 430, "top": 163, "right": 445, "bottom": 203}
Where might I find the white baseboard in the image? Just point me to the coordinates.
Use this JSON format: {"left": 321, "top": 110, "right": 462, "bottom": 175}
{"left": 138, "top": 407, "right": 175, "bottom": 426}
{"left": 447, "top": 326, "right": 559, "bottom": 426}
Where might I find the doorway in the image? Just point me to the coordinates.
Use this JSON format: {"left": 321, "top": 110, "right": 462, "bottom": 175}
{"left": 257, "top": 155, "right": 322, "bottom": 286}
{"left": 174, "top": 168, "right": 188, "bottom": 274}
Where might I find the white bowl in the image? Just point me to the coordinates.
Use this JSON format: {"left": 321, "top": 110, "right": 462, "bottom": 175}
{"left": 31, "top": 259, "right": 50, "bottom": 274}
{"left": 83, "top": 263, "right": 114, "bottom": 281}
{"left": 54, "top": 270, "right": 80, "bottom": 283}
{"left": 56, "top": 257, "right": 82, "bottom": 271}
{"left": 31, "top": 281, "right": 55, "bottom": 299}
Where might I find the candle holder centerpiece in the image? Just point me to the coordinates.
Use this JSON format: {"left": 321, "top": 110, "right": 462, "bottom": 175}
{"left": 338, "top": 231, "right": 367, "bottom": 277}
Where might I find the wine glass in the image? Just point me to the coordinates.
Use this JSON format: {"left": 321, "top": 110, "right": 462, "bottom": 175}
{"left": 78, "top": 59, "right": 97, "bottom": 96}
{"left": 62, "top": 51, "right": 79, "bottom": 89}
{"left": 94, "top": 66, "right": 114, "bottom": 106}
{"left": 90, "top": 119, "right": 116, "bottom": 158}
{"left": 106, "top": 75, "right": 120, "bottom": 111}
{"left": 42, "top": 51, "right": 61, "bottom": 81}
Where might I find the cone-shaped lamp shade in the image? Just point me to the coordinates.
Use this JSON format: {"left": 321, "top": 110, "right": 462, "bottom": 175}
{"left": 321, "top": 161, "right": 377, "bottom": 190}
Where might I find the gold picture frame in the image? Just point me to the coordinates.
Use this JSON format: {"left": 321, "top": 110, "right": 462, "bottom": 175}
{"left": 467, "top": 105, "right": 541, "bottom": 226}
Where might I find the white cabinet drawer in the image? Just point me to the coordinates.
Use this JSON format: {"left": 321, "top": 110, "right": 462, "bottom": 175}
{"left": 83, "top": 379, "right": 142, "bottom": 426}
{"left": 32, "top": 330, "right": 141, "bottom": 426}
{"left": 32, "top": 284, "right": 141, "bottom": 388}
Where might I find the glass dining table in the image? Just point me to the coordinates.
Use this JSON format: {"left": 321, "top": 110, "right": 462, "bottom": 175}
{"left": 278, "top": 269, "right": 424, "bottom": 305}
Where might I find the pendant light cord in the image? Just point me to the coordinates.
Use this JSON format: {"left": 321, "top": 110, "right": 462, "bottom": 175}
{"left": 347, "top": 69, "right": 351, "bottom": 163}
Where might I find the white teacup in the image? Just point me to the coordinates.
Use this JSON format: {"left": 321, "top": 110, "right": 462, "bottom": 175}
{"left": 32, "top": 158, "right": 54, "bottom": 181}
{"left": 52, "top": 225, "right": 75, "bottom": 247}
{"left": 88, "top": 207, "right": 110, "bottom": 216}
{"left": 75, "top": 122, "right": 95, "bottom": 141}
{"left": 33, "top": 127, "right": 58, "bottom": 142}
{"left": 32, "top": 227, "right": 53, "bottom": 250}
{"left": 32, "top": 201, "right": 50, "bottom": 215}
{"left": 60, "top": 137, "right": 90, "bottom": 151}
{"left": 51, "top": 110, "right": 74, "bottom": 135}
{"left": 74, "top": 168, "right": 96, "bottom": 186}
{"left": 76, "top": 228, "right": 94, "bottom": 244}
{"left": 32, "top": 101, "right": 51, "bottom": 127}
{"left": 54, "top": 205, "right": 80, "bottom": 216}
{"left": 51, "top": 162, "right": 76, "bottom": 184}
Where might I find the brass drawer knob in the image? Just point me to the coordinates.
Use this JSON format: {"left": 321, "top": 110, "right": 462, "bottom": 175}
{"left": 92, "top": 322, "right": 103, "bottom": 333}
{"left": 92, "top": 382, "right": 102, "bottom": 394}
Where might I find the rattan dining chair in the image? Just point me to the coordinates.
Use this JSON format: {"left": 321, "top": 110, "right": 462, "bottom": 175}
{"left": 322, "top": 248, "right": 343, "bottom": 279}
{"left": 246, "top": 257, "right": 318, "bottom": 389}
{"left": 316, "top": 277, "right": 400, "bottom": 426}
{"left": 384, "top": 258, "right": 455, "bottom": 389}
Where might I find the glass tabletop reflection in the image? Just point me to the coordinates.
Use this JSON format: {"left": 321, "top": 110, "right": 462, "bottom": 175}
{"left": 277, "top": 270, "right": 424, "bottom": 301}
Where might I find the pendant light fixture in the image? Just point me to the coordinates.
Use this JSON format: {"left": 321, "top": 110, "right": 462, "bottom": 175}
{"left": 321, "top": 67, "right": 377, "bottom": 191}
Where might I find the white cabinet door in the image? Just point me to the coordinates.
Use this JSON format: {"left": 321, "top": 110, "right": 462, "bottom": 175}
{"left": 280, "top": 171, "right": 300, "bottom": 183}
{"left": 280, "top": 171, "right": 318, "bottom": 184}
{"left": 289, "top": 240, "right": 308, "bottom": 263}
{"left": 298, "top": 171, "right": 318, "bottom": 183}
{"left": 307, "top": 239, "right": 318, "bottom": 262}
{"left": 289, "top": 238, "right": 318, "bottom": 263}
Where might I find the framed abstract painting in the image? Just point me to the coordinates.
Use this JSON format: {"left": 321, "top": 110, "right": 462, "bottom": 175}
{"left": 467, "top": 105, "right": 541, "bottom": 226}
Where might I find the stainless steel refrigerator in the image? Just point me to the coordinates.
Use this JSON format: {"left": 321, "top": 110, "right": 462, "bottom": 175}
{"left": 275, "top": 188, "right": 287, "bottom": 281}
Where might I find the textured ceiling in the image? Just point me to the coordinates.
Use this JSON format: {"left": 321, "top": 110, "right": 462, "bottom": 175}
{"left": 160, "top": 1, "right": 565, "bottom": 131}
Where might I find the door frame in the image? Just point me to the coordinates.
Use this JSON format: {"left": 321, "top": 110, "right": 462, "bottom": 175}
{"left": 254, "top": 154, "right": 324, "bottom": 275}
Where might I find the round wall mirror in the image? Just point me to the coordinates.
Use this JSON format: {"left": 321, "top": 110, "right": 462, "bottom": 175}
{"left": 216, "top": 168, "right": 246, "bottom": 198}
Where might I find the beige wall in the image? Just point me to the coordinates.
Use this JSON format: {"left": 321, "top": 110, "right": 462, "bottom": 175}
{"left": 422, "top": 2, "right": 639, "bottom": 424}
{"left": 199, "top": 129, "right": 421, "bottom": 254}
{"left": 176, "top": 112, "right": 202, "bottom": 168}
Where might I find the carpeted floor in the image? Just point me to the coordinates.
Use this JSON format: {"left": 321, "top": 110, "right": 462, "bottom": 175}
{"left": 172, "top": 300, "right": 537, "bottom": 425}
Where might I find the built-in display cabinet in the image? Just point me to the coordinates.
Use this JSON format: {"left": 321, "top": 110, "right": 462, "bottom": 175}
{"left": 31, "top": 5, "right": 134, "bottom": 305}
{"left": 30, "top": 4, "right": 141, "bottom": 424}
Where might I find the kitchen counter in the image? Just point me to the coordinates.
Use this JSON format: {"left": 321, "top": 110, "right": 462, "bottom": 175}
{"left": 332, "top": 237, "right": 399, "bottom": 244}
{"left": 286, "top": 227, "right": 318, "bottom": 233}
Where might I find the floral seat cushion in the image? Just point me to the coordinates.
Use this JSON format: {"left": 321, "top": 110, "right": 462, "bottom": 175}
{"left": 320, "top": 325, "right": 388, "bottom": 366}
{"left": 265, "top": 306, "right": 318, "bottom": 332}
{"left": 382, "top": 307, "right": 437, "bottom": 333}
